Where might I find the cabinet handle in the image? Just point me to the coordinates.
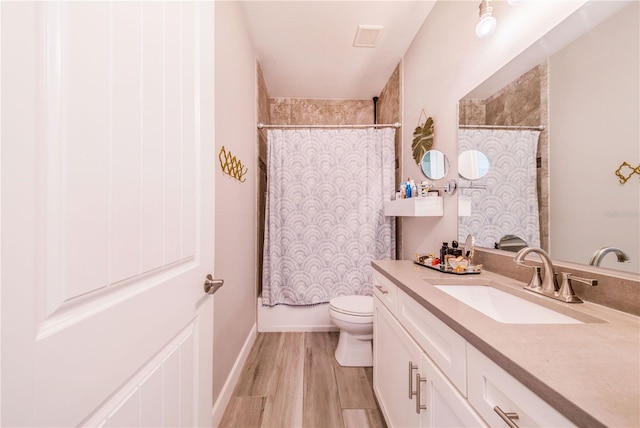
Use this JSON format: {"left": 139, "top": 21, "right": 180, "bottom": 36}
{"left": 494, "top": 406, "right": 520, "bottom": 428}
{"left": 415, "top": 373, "right": 427, "bottom": 414}
{"left": 408, "top": 361, "right": 418, "bottom": 398}
{"left": 375, "top": 284, "right": 389, "bottom": 295}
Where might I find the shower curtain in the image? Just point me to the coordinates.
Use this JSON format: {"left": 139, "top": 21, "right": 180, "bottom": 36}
{"left": 458, "top": 129, "right": 541, "bottom": 249}
{"left": 262, "top": 128, "right": 396, "bottom": 306}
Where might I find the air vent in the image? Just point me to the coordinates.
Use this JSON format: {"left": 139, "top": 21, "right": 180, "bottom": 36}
{"left": 353, "top": 25, "right": 383, "bottom": 48}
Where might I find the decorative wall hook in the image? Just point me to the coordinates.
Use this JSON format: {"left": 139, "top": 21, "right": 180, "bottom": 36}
{"left": 218, "top": 145, "right": 248, "bottom": 183}
{"left": 615, "top": 161, "right": 640, "bottom": 184}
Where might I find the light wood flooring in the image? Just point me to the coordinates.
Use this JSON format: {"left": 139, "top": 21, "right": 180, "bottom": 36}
{"left": 219, "top": 332, "right": 387, "bottom": 428}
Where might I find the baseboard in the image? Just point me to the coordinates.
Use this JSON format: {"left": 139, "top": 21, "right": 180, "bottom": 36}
{"left": 211, "top": 323, "right": 257, "bottom": 427}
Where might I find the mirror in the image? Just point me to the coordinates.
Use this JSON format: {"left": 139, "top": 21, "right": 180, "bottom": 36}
{"left": 458, "top": 1, "right": 639, "bottom": 274}
{"left": 458, "top": 150, "right": 490, "bottom": 180}
{"left": 421, "top": 149, "right": 449, "bottom": 180}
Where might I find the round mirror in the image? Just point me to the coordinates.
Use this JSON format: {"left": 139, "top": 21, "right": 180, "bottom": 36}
{"left": 420, "top": 150, "right": 449, "bottom": 180}
{"left": 458, "top": 150, "right": 490, "bottom": 180}
{"left": 464, "top": 233, "right": 475, "bottom": 258}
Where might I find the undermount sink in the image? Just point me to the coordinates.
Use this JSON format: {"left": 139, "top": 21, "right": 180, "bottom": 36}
{"left": 435, "top": 285, "right": 583, "bottom": 324}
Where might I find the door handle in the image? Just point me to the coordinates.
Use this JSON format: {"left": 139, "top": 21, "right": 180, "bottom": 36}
{"left": 408, "top": 361, "right": 418, "bottom": 398}
{"left": 415, "top": 373, "right": 427, "bottom": 414}
{"left": 204, "top": 274, "right": 224, "bottom": 295}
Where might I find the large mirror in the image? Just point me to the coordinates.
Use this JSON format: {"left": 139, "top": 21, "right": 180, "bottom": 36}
{"left": 457, "top": 1, "right": 639, "bottom": 274}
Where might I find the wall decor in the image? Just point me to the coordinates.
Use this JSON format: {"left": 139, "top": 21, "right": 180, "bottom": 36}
{"left": 218, "top": 145, "right": 248, "bottom": 182}
{"left": 615, "top": 161, "right": 640, "bottom": 184}
{"left": 412, "top": 110, "right": 434, "bottom": 165}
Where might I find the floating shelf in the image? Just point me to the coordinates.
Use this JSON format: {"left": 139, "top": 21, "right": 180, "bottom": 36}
{"left": 383, "top": 197, "right": 443, "bottom": 217}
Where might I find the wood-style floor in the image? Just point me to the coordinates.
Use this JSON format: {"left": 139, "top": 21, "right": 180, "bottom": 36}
{"left": 219, "top": 332, "right": 387, "bottom": 428}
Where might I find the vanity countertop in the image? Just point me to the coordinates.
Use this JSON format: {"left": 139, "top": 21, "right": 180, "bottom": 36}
{"left": 372, "top": 259, "right": 640, "bottom": 428}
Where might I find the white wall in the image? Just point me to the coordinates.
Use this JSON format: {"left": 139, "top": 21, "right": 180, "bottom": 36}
{"left": 213, "top": 1, "right": 258, "bottom": 403}
{"left": 549, "top": 2, "right": 639, "bottom": 273}
{"left": 400, "top": 0, "right": 587, "bottom": 259}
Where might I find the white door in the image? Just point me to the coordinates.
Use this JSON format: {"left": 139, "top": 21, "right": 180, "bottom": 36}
{"left": 1, "top": 2, "right": 216, "bottom": 426}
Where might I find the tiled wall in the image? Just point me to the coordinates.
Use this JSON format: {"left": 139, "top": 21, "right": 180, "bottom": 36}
{"left": 459, "top": 62, "right": 550, "bottom": 251}
{"left": 269, "top": 98, "right": 373, "bottom": 125}
{"left": 377, "top": 63, "right": 402, "bottom": 259}
{"left": 257, "top": 62, "right": 270, "bottom": 296}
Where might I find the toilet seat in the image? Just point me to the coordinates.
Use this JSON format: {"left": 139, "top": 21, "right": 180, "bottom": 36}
{"left": 329, "top": 295, "right": 373, "bottom": 317}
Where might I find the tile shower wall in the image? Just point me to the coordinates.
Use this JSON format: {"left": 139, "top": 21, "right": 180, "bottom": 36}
{"left": 257, "top": 62, "right": 270, "bottom": 296}
{"left": 459, "top": 62, "right": 550, "bottom": 251}
{"left": 377, "top": 63, "right": 402, "bottom": 259}
{"left": 269, "top": 98, "right": 373, "bottom": 125}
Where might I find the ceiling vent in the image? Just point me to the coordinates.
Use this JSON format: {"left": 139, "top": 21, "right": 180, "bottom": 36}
{"left": 353, "top": 25, "right": 383, "bottom": 48}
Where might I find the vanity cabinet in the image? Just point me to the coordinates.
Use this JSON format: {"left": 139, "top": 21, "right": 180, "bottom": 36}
{"left": 373, "top": 273, "right": 485, "bottom": 428}
{"left": 373, "top": 299, "right": 422, "bottom": 427}
{"left": 372, "top": 271, "right": 576, "bottom": 428}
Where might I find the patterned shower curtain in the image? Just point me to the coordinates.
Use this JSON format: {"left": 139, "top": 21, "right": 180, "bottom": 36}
{"left": 262, "top": 128, "right": 396, "bottom": 306}
{"left": 458, "top": 129, "right": 541, "bottom": 249}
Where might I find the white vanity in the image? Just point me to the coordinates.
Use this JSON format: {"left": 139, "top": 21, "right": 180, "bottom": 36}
{"left": 372, "top": 260, "right": 640, "bottom": 428}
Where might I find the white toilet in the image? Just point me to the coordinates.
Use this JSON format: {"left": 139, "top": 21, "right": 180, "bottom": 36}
{"left": 328, "top": 295, "right": 374, "bottom": 367}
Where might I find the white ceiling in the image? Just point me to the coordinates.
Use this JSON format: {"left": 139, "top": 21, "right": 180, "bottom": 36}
{"left": 240, "top": 1, "right": 437, "bottom": 99}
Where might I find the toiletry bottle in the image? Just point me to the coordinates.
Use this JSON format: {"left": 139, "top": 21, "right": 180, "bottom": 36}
{"left": 451, "top": 240, "right": 462, "bottom": 258}
{"left": 400, "top": 181, "right": 406, "bottom": 199}
{"left": 405, "top": 179, "right": 412, "bottom": 198}
{"left": 409, "top": 179, "right": 417, "bottom": 198}
{"left": 440, "top": 242, "right": 449, "bottom": 267}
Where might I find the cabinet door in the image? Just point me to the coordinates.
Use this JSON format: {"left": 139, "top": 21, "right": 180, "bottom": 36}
{"left": 374, "top": 298, "right": 422, "bottom": 428}
{"left": 467, "top": 346, "right": 575, "bottom": 427}
{"left": 420, "top": 354, "right": 488, "bottom": 428}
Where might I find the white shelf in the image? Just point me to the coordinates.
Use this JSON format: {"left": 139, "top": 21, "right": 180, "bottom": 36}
{"left": 383, "top": 197, "right": 444, "bottom": 217}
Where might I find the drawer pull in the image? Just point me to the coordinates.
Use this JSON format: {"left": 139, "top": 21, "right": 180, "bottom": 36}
{"left": 494, "top": 406, "right": 520, "bottom": 428}
{"left": 408, "top": 361, "right": 418, "bottom": 398}
{"left": 415, "top": 373, "right": 427, "bottom": 414}
{"left": 375, "top": 284, "right": 389, "bottom": 295}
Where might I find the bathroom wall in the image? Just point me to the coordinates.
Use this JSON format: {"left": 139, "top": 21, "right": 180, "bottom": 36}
{"left": 400, "top": 0, "right": 587, "bottom": 260}
{"left": 213, "top": 0, "right": 258, "bottom": 407}
{"left": 459, "top": 63, "right": 550, "bottom": 251}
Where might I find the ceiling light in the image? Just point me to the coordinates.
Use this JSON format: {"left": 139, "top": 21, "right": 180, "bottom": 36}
{"left": 475, "top": 0, "right": 497, "bottom": 38}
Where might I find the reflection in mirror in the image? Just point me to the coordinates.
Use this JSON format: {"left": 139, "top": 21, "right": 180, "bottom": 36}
{"left": 457, "top": 1, "right": 639, "bottom": 274}
{"left": 458, "top": 150, "right": 490, "bottom": 180}
{"left": 496, "top": 235, "right": 527, "bottom": 253}
{"left": 421, "top": 149, "right": 449, "bottom": 180}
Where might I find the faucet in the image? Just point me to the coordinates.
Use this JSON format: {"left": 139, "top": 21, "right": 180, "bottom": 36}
{"left": 589, "top": 247, "right": 631, "bottom": 266}
{"left": 513, "top": 247, "right": 558, "bottom": 294}
{"left": 514, "top": 247, "right": 598, "bottom": 303}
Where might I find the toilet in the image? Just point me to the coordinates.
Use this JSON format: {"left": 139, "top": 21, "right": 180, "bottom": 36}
{"left": 328, "top": 295, "right": 374, "bottom": 367}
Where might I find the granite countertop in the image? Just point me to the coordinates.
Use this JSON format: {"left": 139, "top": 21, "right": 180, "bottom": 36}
{"left": 372, "top": 259, "right": 640, "bottom": 428}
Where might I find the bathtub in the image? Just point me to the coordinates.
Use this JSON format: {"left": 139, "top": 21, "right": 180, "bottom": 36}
{"left": 257, "top": 296, "right": 338, "bottom": 332}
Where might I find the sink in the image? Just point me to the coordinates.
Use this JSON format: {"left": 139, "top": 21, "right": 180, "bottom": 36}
{"left": 434, "top": 285, "right": 583, "bottom": 324}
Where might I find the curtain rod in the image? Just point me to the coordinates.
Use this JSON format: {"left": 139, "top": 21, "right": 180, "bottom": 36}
{"left": 257, "top": 122, "right": 401, "bottom": 129}
{"left": 459, "top": 124, "right": 545, "bottom": 131}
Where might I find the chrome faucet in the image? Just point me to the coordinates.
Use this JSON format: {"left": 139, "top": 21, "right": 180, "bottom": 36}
{"left": 513, "top": 247, "right": 558, "bottom": 294}
{"left": 589, "top": 247, "right": 630, "bottom": 266}
{"left": 513, "top": 247, "right": 597, "bottom": 303}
